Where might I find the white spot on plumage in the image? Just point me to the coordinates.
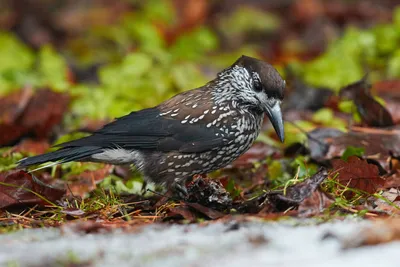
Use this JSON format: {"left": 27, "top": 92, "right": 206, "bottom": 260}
{"left": 160, "top": 110, "right": 171, "bottom": 116}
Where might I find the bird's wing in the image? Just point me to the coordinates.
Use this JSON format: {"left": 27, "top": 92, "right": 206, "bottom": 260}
{"left": 56, "top": 107, "right": 230, "bottom": 153}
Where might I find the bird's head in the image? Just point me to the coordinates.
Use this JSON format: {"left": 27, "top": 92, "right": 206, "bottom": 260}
{"left": 214, "top": 55, "right": 286, "bottom": 142}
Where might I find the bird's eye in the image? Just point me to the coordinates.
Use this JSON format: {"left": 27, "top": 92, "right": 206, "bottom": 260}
{"left": 253, "top": 77, "right": 262, "bottom": 92}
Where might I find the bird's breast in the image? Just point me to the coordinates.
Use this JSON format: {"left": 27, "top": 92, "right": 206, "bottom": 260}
{"left": 215, "top": 110, "right": 264, "bottom": 164}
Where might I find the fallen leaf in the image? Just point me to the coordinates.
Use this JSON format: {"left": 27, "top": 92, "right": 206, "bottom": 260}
{"left": 163, "top": 0, "right": 209, "bottom": 44}
{"left": 0, "top": 170, "right": 65, "bottom": 208}
{"left": 331, "top": 156, "right": 385, "bottom": 196}
{"left": 0, "top": 89, "right": 70, "bottom": 146}
{"left": 307, "top": 127, "right": 345, "bottom": 160}
{"left": 266, "top": 168, "right": 328, "bottom": 212}
{"left": 383, "top": 170, "right": 400, "bottom": 189}
{"left": 61, "top": 208, "right": 86, "bottom": 217}
{"left": 0, "top": 87, "right": 33, "bottom": 124}
{"left": 67, "top": 164, "right": 114, "bottom": 197}
{"left": 291, "top": 0, "right": 324, "bottom": 25}
{"left": 186, "top": 202, "right": 225, "bottom": 220}
{"left": 168, "top": 205, "right": 197, "bottom": 222}
{"left": 10, "top": 139, "right": 50, "bottom": 155}
{"left": 305, "top": 127, "right": 400, "bottom": 172}
{"left": 298, "top": 189, "right": 334, "bottom": 217}
{"left": 373, "top": 80, "right": 400, "bottom": 97}
{"left": 340, "top": 77, "right": 394, "bottom": 127}
{"left": 21, "top": 89, "right": 71, "bottom": 138}
{"left": 382, "top": 97, "right": 400, "bottom": 125}
{"left": 373, "top": 188, "right": 400, "bottom": 215}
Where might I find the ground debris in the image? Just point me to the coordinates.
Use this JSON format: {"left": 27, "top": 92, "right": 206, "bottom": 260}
{"left": 66, "top": 164, "right": 114, "bottom": 197}
{"left": 340, "top": 76, "right": 394, "bottom": 127}
{"left": 263, "top": 168, "right": 329, "bottom": 213}
{"left": 186, "top": 176, "right": 232, "bottom": 211}
{"left": 0, "top": 88, "right": 70, "bottom": 146}
{"left": 304, "top": 126, "right": 400, "bottom": 172}
{"left": 342, "top": 218, "right": 400, "bottom": 248}
{"left": 372, "top": 188, "right": 400, "bottom": 216}
{"left": 0, "top": 170, "right": 65, "bottom": 208}
{"left": 331, "top": 156, "right": 385, "bottom": 196}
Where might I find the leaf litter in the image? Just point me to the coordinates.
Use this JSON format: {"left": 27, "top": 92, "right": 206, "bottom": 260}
{"left": 0, "top": 1, "right": 400, "bottom": 244}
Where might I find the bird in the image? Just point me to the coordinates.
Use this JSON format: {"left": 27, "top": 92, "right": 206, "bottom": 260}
{"left": 18, "top": 55, "right": 285, "bottom": 197}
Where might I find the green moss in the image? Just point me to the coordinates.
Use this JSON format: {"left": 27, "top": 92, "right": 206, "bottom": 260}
{"left": 37, "top": 45, "right": 69, "bottom": 91}
{"left": 300, "top": 9, "right": 400, "bottom": 90}
{"left": 312, "top": 108, "right": 347, "bottom": 131}
{"left": 0, "top": 33, "right": 35, "bottom": 94}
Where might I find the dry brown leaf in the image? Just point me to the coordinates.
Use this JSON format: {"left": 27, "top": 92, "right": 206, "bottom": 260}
{"left": 0, "top": 89, "right": 70, "bottom": 146}
{"left": 331, "top": 156, "right": 385, "bottom": 196}
{"left": 10, "top": 139, "right": 50, "bottom": 155}
{"left": 0, "top": 170, "right": 65, "bottom": 208}
{"left": 340, "top": 77, "right": 394, "bottom": 127}
{"left": 266, "top": 168, "right": 328, "bottom": 212}
{"left": 67, "top": 164, "right": 114, "bottom": 197}
{"left": 373, "top": 188, "right": 400, "bottom": 216}
{"left": 306, "top": 126, "right": 400, "bottom": 172}
{"left": 298, "top": 189, "right": 334, "bottom": 217}
{"left": 168, "top": 205, "right": 197, "bottom": 222}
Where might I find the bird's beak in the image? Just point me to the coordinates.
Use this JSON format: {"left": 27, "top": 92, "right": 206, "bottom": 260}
{"left": 264, "top": 101, "right": 284, "bottom": 142}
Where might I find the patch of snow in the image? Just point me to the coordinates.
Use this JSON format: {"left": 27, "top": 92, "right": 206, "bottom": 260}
{"left": 0, "top": 219, "right": 399, "bottom": 267}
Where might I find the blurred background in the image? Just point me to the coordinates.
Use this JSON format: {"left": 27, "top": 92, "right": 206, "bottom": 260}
{"left": 0, "top": 0, "right": 400, "bottom": 169}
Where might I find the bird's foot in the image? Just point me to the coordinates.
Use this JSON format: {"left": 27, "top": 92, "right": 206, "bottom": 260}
{"left": 172, "top": 178, "right": 189, "bottom": 200}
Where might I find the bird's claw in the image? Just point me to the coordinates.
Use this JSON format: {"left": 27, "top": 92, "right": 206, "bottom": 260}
{"left": 172, "top": 179, "right": 189, "bottom": 200}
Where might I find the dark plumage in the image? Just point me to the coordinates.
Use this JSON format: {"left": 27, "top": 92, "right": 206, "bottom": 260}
{"left": 18, "top": 55, "right": 286, "bottom": 196}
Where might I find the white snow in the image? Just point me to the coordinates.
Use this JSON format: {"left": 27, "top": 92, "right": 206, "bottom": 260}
{"left": 0, "top": 218, "right": 399, "bottom": 267}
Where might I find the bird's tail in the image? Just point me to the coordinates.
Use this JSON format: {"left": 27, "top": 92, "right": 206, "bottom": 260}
{"left": 17, "top": 146, "right": 102, "bottom": 170}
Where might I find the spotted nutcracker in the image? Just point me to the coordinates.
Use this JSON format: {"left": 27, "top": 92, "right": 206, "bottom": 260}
{"left": 18, "top": 55, "right": 285, "bottom": 196}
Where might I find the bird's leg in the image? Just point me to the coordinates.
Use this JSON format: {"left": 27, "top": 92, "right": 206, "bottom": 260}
{"left": 140, "top": 180, "right": 148, "bottom": 195}
{"left": 172, "top": 177, "right": 189, "bottom": 200}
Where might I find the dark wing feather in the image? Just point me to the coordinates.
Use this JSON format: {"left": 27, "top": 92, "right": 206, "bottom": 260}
{"left": 96, "top": 108, "right": 170, "bottom": 136}
{"left": 57, "top": 107, "right": 228, "bottom": 153}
